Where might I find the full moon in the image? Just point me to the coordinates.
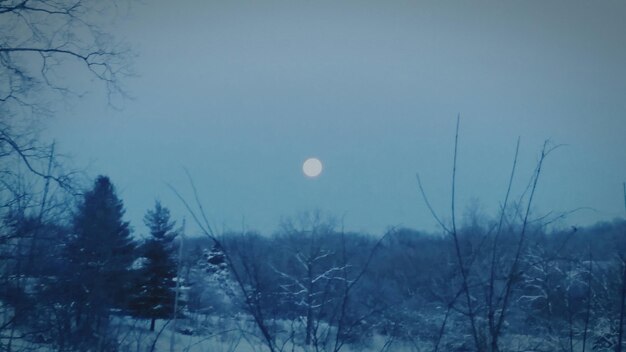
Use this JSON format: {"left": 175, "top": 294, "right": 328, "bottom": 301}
{"left": 302, "top": 158, "right": 323, "bottom": 178}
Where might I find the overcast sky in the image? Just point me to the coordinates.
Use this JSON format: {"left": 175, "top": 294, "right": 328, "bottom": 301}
{"left": 46, "top": 0, "right": 626, "bottom": 236}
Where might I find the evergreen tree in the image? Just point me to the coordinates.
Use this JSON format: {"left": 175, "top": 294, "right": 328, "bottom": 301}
{"left": 64, "top": 175, "right": 135, "bottom": 338}
{"left": 130, "top": 201, "right": 178, "bottom": 331}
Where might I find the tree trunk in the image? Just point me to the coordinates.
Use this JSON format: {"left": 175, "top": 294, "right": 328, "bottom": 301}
{"left": 305, "top": 305, "right": 313, "bottom": 345}
{"left": 305, "top": 259, "right": 314, "bottom": 345}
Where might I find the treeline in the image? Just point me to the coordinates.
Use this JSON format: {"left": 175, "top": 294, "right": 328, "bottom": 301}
{"left": 1, "top": 176, "right": 180, "bottom": 350}
{"left": 1, "top": 173, "right": 626, "bottom": 351}
{"left": 181, "top": 216, "right": 626, "bottom": 351}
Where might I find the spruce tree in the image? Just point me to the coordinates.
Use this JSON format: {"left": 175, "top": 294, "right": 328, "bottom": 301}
{"left": 130, "top": 201, "right": 178, "bottom": 331}
{"left": 65, "top": 175, "right": 135, "bottom": 337}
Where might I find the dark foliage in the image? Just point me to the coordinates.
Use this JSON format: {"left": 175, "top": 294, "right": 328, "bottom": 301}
{"left": 62, "top": 175, "right": 135, "bottom": 340}
{"left": 129, "top": 201, "right": 178, "bottom": 331}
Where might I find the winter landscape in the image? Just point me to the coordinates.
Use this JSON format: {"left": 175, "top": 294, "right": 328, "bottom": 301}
{"left": 1, "top": 1, "right": 626, "bottom": 351}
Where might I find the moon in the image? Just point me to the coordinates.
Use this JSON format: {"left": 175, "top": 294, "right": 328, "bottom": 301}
{"left": 302, "top": 158, "right": 323, "bottom": 178}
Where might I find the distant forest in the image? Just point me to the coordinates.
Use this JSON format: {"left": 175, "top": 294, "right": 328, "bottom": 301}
{"left": 1, "top": 172, "right": 625, "bottom": 351}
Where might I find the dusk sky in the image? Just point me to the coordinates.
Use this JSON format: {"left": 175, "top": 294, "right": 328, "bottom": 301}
{"left": 45, "top": 0, "right": 626, "bottom": 236}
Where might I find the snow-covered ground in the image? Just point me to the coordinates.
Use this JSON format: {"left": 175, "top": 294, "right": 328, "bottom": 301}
{"left": 112, "top": 316, "right": 426, "bottom": 352}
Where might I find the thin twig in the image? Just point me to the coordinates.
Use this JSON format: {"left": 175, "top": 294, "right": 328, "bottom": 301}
{"left": 416, "top": 173, "right": 450, "bottom": 234}
{"left": 446, "top": 114, "right": 481, "bottom": 351}
{"left": 487, "top": 137, "right": 519, "bottom": 350}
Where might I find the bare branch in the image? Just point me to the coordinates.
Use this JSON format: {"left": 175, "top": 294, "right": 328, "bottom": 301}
{"left": 0, "top": 128, "right": 73, "bottom": 190}
{"left": 451, "top": 113, "right": 460, "bottom": 236}
{"left": 416, "top": 173, "right": 450, "bottom": 234}
{"left": 494, "top": 139, "right": 553, "bottom": 338}
{"left": 487, "top": 136, "right": 519, "bottom": 349}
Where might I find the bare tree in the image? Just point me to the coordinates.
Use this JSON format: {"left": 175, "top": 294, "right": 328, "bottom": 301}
{"left": 0, "top": 0, "right": 131, "bottom": 115}
{"left": 416, "top": 115, "right": 561, "bottom": 351}
{"left": 272, "top": 212, "right": 346, "bottom": 347}
{"left": 330, "top": 225, "right": 392, "bottom": 352}
{"left": 0, "top": 2, "right": 130, "bottom": 350}
{"left": 0, "top": 136, "right": 77, "bottom": 350}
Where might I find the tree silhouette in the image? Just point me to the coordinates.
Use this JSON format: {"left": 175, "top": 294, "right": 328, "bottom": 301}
{"left": 130, "top": 201, "right": 178, "bottom": 331}
{"left": 64, "top": 175, "right": 135, "bottom": 339}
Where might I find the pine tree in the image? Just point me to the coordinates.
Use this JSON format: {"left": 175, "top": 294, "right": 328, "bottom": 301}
{"left": 64, "top": 175, "right": 135, "bottom": 338}
{"left": 130, "top": 201, "right": 178, "bottom": 331}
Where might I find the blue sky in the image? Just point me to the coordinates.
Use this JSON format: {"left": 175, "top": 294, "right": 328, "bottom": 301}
{"left": 46, "top": 0, "right": 626, "bottom": 236}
